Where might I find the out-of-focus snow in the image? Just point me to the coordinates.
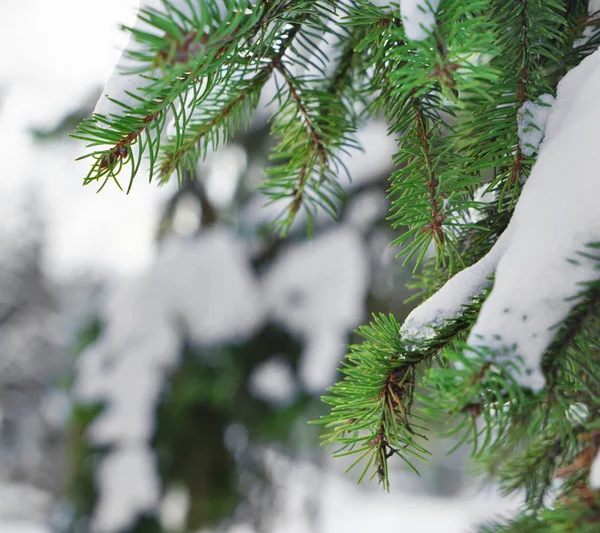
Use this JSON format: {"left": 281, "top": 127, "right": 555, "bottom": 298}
{"left": 0, "top": 0, "right": 173, "bottom": 281}
{"left": 517, "top": 94, "right": 554, "bottom": 156}
{"left": 92, "top": 447, "right": 160, "bottom": 533}
{"left": 159, "top": 485, "right": 190, "bottom": 532}
{"left": 263, "top": 228, "right": 370, "bottom": 392}
{"left": 74, "top": 228, "right": 266, "bottom": 532}
{"left": 249, "top": 357, "right": 297, "bottom": 406}
{"left": 590, "top": 448, "right": 600, "bottom": 489}
{"left": 205, "top": 144, "right": 247, "bottom": 209}
{"left": 0, "top": 523, "right": 49, "bottom": 533}
{"left": 339, "top": 121, "right": 396, "bottom": 187}
{"left": 400, "top": 0, "right": 440, "bottom": 41}
{"left": 345, "top": 189, "right": 388, "bottom": 233}
{"left": 0, "top": 0, "right": 137, "bottom": 88}
{"left": 229, "top": 448, "right": 522, "bottom": 533}
{"left": 75, "top": 224, "right": 370, "bottom": 531}
{"left": 401, "top": 49, "right": 600, "bottom": 390}
{"left": 0, "top": 484, "right": 52, "bottom": 523}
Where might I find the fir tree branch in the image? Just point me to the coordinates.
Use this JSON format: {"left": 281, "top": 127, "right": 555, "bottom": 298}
{"left": 260, "top": 6, "right": 362, "bottom": 234}
{"left": 464, "top": 0, "right": 567, "bottom": 205}
{"left": 74, "top": 0, "right": 269, "bottom": 189}
{"left": 273, "top": 62, "right": 329, "bottom": 226}
{"left": 316, "top": 315, "right": 431, "bottom": 489}
{"left": 352, "top": 0, "right": 499, "bottom": 271}
{"left": 157, "top": 23, "right": 303, "bottom": 182}
{"left": 74, "top": 0, "right": 324, "bottom": 190}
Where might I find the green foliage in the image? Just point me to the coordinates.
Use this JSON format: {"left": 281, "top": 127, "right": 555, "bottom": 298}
{"left": 352, "top": 0, "right": 500, "bottom": 269}
{"left": 73, "top": 1, "right": 600, "bottom": 531}
{"left": 462, "top": 0, "right": 568, "bottom": 207}
{"left": 318, "top": 314, "right": 430, "bottom": 489}
{"left": 322, "top": 268, "right": 600, "bottom": 529}
{"left": 480, "top": 490, "right": 600, "bottom": 533}
{"left": 73, "top": 0, "right": 363, "bottom": 234}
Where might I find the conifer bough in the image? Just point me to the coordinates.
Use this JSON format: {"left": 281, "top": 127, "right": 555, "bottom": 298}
{"left": 75, "top": 1, "right": 600, "bottom": 530}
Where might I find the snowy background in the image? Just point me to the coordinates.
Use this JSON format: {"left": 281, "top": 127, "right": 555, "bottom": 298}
{"left": 0, "top": 1, "right": 523, "bottom": 532}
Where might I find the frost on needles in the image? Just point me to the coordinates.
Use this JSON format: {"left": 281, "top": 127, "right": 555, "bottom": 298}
{"left": 74, "top": 1, "right": 600, "bottom": 531}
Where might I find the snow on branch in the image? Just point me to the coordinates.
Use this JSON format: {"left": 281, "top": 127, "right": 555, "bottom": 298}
{"left": 517, "top": 94, "right": 554, "bottom": 157}
{"left": 401, "top": 48, "right": 600, "bottom": 390}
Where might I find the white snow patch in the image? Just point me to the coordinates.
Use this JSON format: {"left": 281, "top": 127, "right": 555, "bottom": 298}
{"left": 590, "top": 448, "right": 600, "bottom": 489}
{"left": 0, "top": 82, "right": 173, "bottom": 281}
{"left": 0, "top": 0, "right": 138, "bottom": 87}
{"left": 263, "top": 228, "right": 370, "bottom": 392}
{"left": 224, "top": 423, "right": 249, "bottom": 456}
{"left": 39, "top": 389, "right": 72, "bottom": 430}
{"left": 159, "top": 485, "right": 190, "bottom": 532}
{"left": 400, "top": 0, "right": 440, "bottom": 41}
{"left": 461, "top": 183, "right": 497, "bottom": 226}
{"left": 0, "top": 484, "right": 52, "bottom": 522}
{"left": 205, "top": 144, "right": 247, "bottom": 209}
{"left": 589, "top": 0, "right": 600, "bottom": 16}
{"left": 566, "top": 402, "right": 589, "bottom": 425}
{"left": 338, "top": 121, "right": 396, "bottom": 188}
{"left": 401, "top": 229, "right": 510, "bottom": 342}
{"left": 401, "top": 49, "right": 600, "bottom": 390}
{"left": 249, "top": 356, "right": 297, "bottom": 406}
{"left": 87, "top": 350, "right": 171, "bottom": 445}
{"left": 517, "top": 94, "right": 554, "bottom": 156}
{"left": 0, "top": 523, "right": 49, "bottom": 533}
{"left": 75, "top": 227, "right": 265, "bottom": 532}
{"left": 171, "top": 194, "right": 202, "bottom": 236}
{"left": 92, "top": 447, "right": 160, "bottom": 533}
{"left": 345, "top": 190, "right": 388, "bottom": 233}
{"left": 255, "top": 447, "right": 521, "bottom": 533}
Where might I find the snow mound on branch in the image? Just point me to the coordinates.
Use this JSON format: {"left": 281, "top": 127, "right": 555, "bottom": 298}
{"left": 400, "top": 0, "right": 440, "bottom": 41}
{"left": 401, "top": 49, "right": 600, "bottom": 390}
{"left": 400, "top": 231, "right": 510, "bottom": 343}
{"left": 517, "top": 94, "right": 554, "bottom": 156}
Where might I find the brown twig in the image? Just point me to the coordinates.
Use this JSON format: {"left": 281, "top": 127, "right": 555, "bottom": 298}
{"left": 413, "top": 98, "right": 445, "bottom": 246}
